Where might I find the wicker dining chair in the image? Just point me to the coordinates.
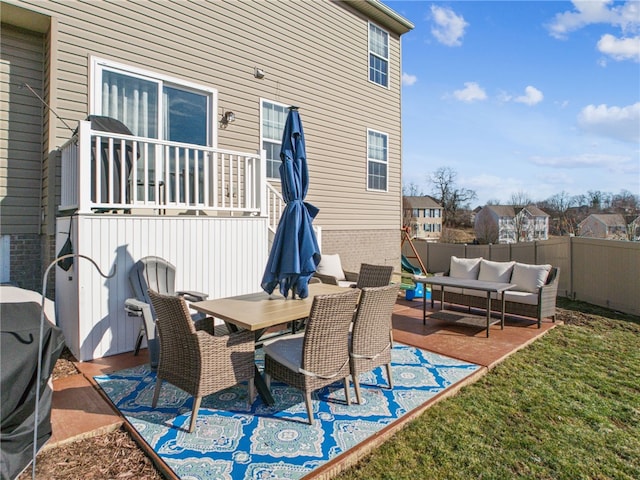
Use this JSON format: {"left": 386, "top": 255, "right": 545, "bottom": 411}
{"left": 147, "top": 290, "right": 255, "bottom": 433}
{"left": 263, "top": 289, "right": 360, "bottom": 425}
{"left": 350, "top": 283, "right": 400, "bottom": 404}
{"left": 354, "top": 263, "right": 394, "bottom": 289}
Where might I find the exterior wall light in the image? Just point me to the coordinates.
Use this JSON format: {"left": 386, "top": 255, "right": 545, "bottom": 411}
{"left": 254, "top": 67, "right": 265, "bottom": 79}
{"left": 220, "top": 110, "right": 235, "bottom": 128}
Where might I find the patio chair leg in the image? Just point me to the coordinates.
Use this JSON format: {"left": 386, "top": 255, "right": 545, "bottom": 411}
{"left": 353, "top": 377, "right": 362, "bottom": 405}
{"left": 385, "top": 363, "right": 393, "bottom": 389}
{"left": 248, "top": 378, "right": 255, "bottom": 406}
{"left": 152, "top": 378, "right": 162, "bottom": 408}
{"left": 134, "top": 325, "right": 145, "bottom": 356}
{"left": 304, "top": 391, "right": 314, "bottom": 425}
{"left": 343, "top": 377, "right": 351, "bottom": 406}
{"left": 189, "top": 396, "right": 202, "bottom": 433}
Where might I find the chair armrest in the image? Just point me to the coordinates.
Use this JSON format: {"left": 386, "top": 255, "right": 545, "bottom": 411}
{"left": 177, "top": 290, "right": 208, "bottom": 302}
{"left": 344, "top": 271, "right": 359, "bottom": 282}
{"left": 124, "top": 298, "right": 148, "bottom": 316}
{"left": 194, "top": 316, "right": 216, "bottom": 335}
{"left": 124, "top": 298, "right": 156, "bottom": 341}
{"left": 313, "top": 272, "right": 339, "bottom": 285}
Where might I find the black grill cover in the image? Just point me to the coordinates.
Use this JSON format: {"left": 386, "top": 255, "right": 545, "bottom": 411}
{"left": 1, "top": 302, "right": 65, "bottom": 480}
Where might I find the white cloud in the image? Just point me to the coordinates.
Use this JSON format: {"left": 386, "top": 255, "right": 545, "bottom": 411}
{"left": 514, "top": 86, "right": 544, "bottom": 106}
{"left": 402, "top": 72, "right": 418, "bottom": 86}
{"left": 530, "top": 152, "right": 633, "bottom": 169}
{"left": 597, "top": 34, "right": 640, "bottom": 61}
{"left": 547, "top": 0, "right": 640, "bottom": 40}
{"left": 452, "top": 82, "right": 487, "bottom": 102}
{"left": 577, "top": 102, "right": 640, "bottom": 143}
{"left": 430, "top": 5, "right": 468, "bottom": 47}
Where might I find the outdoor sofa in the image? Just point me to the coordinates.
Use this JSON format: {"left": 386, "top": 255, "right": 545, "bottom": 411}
{"left": 430, "top": 257, "right": 560, "bottom": 328}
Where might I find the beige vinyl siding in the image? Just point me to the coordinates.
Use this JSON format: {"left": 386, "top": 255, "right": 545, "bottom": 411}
{"left": 10, "top": 0, "right": 403, "bottom": 231}
{"left": 0, "top": 24, "right": 44, "bottom": 234}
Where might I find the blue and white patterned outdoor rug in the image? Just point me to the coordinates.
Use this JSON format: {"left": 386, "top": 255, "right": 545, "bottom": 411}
{"left": 95, "top": 344, "right": 479, "bottom": 480}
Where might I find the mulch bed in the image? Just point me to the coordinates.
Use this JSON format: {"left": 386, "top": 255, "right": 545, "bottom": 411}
{"left": 18, "top": 307, "right": 597, "bottom": 479}
{"left": 17, "top": 348, "right": 164, "bottom": 480}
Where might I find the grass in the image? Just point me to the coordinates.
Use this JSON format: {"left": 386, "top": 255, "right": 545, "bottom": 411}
{"left": 336, "top": 299, "right": 640, "bottom": 480}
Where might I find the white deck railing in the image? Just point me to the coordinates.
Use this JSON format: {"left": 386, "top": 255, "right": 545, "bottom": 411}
{"left": 266, "top": 182, "right": 285, "bottom": 233}
{"left": 60, "top": 120, "right": 267, "bottom": 216}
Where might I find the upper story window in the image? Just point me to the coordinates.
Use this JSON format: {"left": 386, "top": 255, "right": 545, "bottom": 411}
{"left": 91, "top": 57, "right": 215, "bottom": 146}
{"left": 412, "top": 208, "right": 419, "bottom": 217}
{"left": 369, "top": 23, "right": 389, "bottom": 87}
{"left": 367, "top": 129, "right": 388, "bottom": 191}
{"left": 260, "top": 99, "right": 288, "bottom": 180}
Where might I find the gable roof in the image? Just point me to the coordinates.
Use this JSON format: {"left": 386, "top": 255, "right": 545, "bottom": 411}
{"left": 403, "top": 196, "right": 442, "bottom": 209}
{"left": 482, "top": 205, "right": 548, "bottom": 217}
{"left": 349, "top": 0, "right": 414, "bottom": 34}
{"left": 580, "top": 213, "right": 627, "bottom": 227}
{"left": 522, "top": 205, "right": 549, "bottom": 217}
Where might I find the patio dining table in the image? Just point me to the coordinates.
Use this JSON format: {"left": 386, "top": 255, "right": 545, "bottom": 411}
{"left": 191, "top": 282, "right": 348, "bottom": 405}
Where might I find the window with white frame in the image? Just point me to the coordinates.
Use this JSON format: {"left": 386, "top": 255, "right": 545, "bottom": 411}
{"left": 260, "top": 99, "right": 289, "bottom": 180}
{"left": 90, "top": 57, "right": 216, "bottom": 203}
{"left": 369, "top": 23, "right": 389, "bottom": 87}
{"left": 91, "top": 57, "right": 214, "bottom": 145}
{"left": 367, "top": 129, "right": 388, "bottom": 191}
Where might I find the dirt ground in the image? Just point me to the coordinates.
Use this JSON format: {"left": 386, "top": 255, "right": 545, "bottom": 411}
{"left": 18, "top": 352, "right": 164, "bottom": 480}
{"left": 16, "top": 306, "right": 608, "bottom": 480}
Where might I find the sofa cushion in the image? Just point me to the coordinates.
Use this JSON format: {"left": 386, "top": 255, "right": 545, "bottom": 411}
{"left": 478, "top": 259, "right": 515, "bottom": 283}
{"left": 317, "top": 254, "right": 346, "bottom": 281}
{"left": 510, "top": 263, "right": 552, "bottom": 293}
{"left": 504, "top": 290, "right": 539, "bottom": 306}
{"left": 449, "top": 256, "right": 482, "bottom": 280}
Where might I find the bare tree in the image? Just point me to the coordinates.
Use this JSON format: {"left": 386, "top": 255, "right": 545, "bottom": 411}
{"left": 474, "top": 208, "right": 499, "bottom": 244}
{"left": 544, "top": 191, "right": 577, "bottom": 235}
{"left": 403, "top": 182, "right": 424, "bottom": 197}
{"left": 587, "top": 190, "right": 604, "bottom": 210}
{"left": 509, "top": 190, "right": 533, "bottom": 208}
{"left": 612, "top": 189, "right": 639, "bottom": 214}
{"left": 428, "top": 167, "right": 477, "bottom": 227}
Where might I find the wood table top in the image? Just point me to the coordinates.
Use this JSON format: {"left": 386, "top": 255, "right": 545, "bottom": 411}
{"left": 191, "top": 283, "right": 348, "bottom": 331}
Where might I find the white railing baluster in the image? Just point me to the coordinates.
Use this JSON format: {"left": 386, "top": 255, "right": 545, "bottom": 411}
{"left": 58, "top": 121, "right": 264, "bottom": 216}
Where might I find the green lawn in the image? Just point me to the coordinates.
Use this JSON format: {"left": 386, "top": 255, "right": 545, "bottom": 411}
{"left": 336, "top": 299, "right": 640, "bottom": 480}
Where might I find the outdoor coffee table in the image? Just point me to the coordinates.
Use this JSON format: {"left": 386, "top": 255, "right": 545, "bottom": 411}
{"left": 191, "top": 283, "right": 348, "bottom": 405}
{"left": 413, "top": 276, "right": 515, "bottom": 337}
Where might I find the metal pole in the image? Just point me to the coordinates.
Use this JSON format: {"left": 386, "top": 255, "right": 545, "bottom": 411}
{"left": 32, "top": 254, "right": 115, "bottom": 479}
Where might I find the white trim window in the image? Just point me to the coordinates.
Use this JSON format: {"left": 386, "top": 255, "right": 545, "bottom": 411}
{"left": 369, "top": 22, "right": 389, "bottom": 88}
{"left": 90, "top": 57, "right": 217, "bottom": 146}
{"left": 260, "top": 99, "right": 289, "bottom": 180}
{"left": 367, "top": 129, "right": 388, "bottom": 191}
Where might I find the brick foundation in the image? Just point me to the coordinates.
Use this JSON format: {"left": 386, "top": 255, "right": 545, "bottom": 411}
{"left": 320, "top": 229, "right": 401, "bottom": 272}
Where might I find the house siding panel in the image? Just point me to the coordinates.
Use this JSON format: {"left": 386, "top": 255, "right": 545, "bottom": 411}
{"left": 0, "top": 25, "right": 44, "bottom": 233}
{"left": 9, "top": 0, "right": 402, "bottom": 234}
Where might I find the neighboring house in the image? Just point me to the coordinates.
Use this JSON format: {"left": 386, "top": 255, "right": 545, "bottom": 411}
{"left": 578, "top": 214, "right": 628, "bottom": 240}
{"left": 1, "top": 0, "right": 413, "bottom": 361}
{"left": 474, "top": 205, "right": 549, "bottom": 244}
{"left": 403, "top": 196, "right": 443, "bottom": 242}
{"left": 630, "top": 215, "right": 640, "bottom": 241}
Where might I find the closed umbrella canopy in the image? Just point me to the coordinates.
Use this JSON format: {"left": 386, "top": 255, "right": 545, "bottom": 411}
{"left": 261, "top": 107, "right": 320, "bottom": 299}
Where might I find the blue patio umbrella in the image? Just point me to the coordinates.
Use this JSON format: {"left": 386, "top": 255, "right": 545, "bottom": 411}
{"left": 261, "top": 107, "right": 320, "bottom": 299}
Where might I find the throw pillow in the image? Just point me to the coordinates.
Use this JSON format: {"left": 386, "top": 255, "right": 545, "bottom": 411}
{"left": 510, "top": 263, "right": 552, "bottom": 293}
{"left": 449, "top": 256, "right": 482, "bottom": 280}
{"left": 478, "top": 259, "right": 515, "bottom": 283}
{"left": 317, "top": 254, "right": 346, "bottom": 281}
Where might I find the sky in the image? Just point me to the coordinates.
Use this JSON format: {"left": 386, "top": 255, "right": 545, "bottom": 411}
{"left": 386, "top": 0, "right": 640, "bottom": 207}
